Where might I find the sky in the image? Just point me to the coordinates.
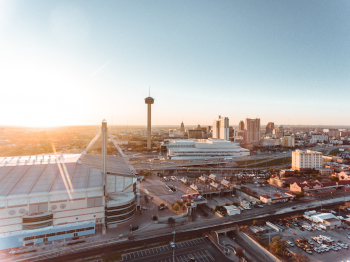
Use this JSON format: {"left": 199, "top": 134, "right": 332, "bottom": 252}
{"left": 0, "top": 0, "right": 349, "bottom": 127}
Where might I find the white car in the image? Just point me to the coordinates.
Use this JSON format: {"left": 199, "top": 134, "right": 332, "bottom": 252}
{"left": 141, "top": 206, "right": 147, "bottom": 210}
{"left": 286, "top": 241, "right": 294, "bottom": 247}
{"left": 306, "top": 249, "right": 313, "bottom": 254}
{"left": 340, "top": 244, "right": 348, "bottom": 249}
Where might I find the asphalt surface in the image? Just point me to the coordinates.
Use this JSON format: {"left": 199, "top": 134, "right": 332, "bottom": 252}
{"left": 12, "top": 198, "right": 346, "bottom": 262}
{"left": 122, "top": 237, "right": 228, "bottom": 262}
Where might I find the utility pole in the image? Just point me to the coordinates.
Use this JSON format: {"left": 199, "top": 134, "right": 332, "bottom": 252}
{"left": 173, "top": 231, "right": 176, "bottom": 262}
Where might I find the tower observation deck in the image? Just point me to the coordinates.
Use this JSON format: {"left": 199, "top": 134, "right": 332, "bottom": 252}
{"left": 145, "top": 96, "right": 154, "bottom": 149}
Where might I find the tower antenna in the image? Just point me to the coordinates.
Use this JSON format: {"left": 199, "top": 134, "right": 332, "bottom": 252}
{"left": 149, "top": 86, "right": 150, "bottom": 97}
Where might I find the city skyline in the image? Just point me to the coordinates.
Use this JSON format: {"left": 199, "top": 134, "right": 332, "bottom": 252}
{"left": 1, "top": 0, "right": 350, "bottom": 127}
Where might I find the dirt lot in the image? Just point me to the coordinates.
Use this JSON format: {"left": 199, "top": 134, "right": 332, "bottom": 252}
{"left": 281, "top": 225, "right": 350, "bottom": 262}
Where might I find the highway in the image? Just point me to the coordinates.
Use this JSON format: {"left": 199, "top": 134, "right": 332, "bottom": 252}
{"left": 131, "top": 152, "right": 292, "bottom": 172}
{"left": 122, "top": 237, "right": 226, "bottom": 262}
{"left": 12, "top": 195, "right": 345, "bottom": 262}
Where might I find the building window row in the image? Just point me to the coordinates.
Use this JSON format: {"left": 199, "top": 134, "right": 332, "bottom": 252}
{"left": 22, "top": 226, "right": 95, "bottom": 241}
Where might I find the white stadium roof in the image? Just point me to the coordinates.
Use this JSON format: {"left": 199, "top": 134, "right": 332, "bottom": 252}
{"left": 0, "top": 153, "right": 135, "bottom": 198}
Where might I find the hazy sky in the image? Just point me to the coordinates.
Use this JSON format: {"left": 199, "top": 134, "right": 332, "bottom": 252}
{"left": 1, "top": 0, "right": 349, "bottom": 127}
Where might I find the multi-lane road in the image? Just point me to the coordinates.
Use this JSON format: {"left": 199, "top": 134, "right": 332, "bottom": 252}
{"left": 131, "top": 152, "right": 292, "bottom": 172}
{"left": 122, "top": 237, "right": 226, "bottom": 262}
{"left": 10, "top": 195, "right": 345, "bottom": 262}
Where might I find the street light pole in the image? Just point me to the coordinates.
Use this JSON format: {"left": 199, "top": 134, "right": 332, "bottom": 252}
{"left": 173, "top": 231, "right": 176, "bottom": 262}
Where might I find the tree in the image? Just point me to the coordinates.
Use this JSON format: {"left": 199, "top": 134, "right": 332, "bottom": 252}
{"left": 138, "top": 170, "right": 145, "bottom": 176}
{"left": 144, "top": 195, "right": 149, "bottom": 203}
{"left": 172, "top": 203, "right": 180, "bottom": 212}
{"left": 295, "top": 191, "right": 304, "bottom": 199}
{"left": 292, "top": 253, "right": 310, "bottom": 262}
{"left": 152, "top": 215, "right": 158, "bottom": 221}
{"left": 252, "top": 220, "right": 258, "bottom": 226}
{"left": 329, "top": 175, "right": 339, "bottom": 181}
{"left": 160, "top": 203, "right": 165, "bottom": 207}
{"left": 167, "top": 217, "right": 175, "bottom": 226}
{"left": 269, "top": 236, "right": 286, "bottom": 255}
{"left": 315, "top": 174, "right": 322, "bottom": 180}
{"left": 235, "top": 246, "right": 244, "bottom": 257}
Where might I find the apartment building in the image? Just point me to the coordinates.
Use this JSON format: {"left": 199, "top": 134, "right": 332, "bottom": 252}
{"left": 292, "top": 149, "right": 322, "bottom": 171}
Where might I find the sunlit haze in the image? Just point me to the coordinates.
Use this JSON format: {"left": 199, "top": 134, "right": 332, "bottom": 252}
{"left": 1, "top": 0, "right": 350, "bottom": 127}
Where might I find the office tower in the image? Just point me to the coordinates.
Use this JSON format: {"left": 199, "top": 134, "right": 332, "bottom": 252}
{"left": 266, "top": 122, "right": 274, "bottom": 134}
{"left": 180, "top": 121, "right": 185, "bottom": 133}
{"left": 212, "top": 115, "right": 229, "bottom": 140}
{"left": 244, "top": 118, "right": 261, "bottom": 144}
{"left": 239, "top": 120, "right": 244, "bottom": 131}
{"left": 145, "top": 95, "right": 155, "bottom": 149}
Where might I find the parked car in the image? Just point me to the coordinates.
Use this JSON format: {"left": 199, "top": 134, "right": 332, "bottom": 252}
{"left": 286, "top": 241, "right": 294, "bottom": 247}
{"left": 141, "top": 206, "right": 147, "bottom": 210}
{"left": 305, "top": 249, "right": 312, "bottom": 254}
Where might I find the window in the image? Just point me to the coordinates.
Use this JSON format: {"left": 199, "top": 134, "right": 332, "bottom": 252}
{"left": 57, "top": 231, "right": 66, "bottom": 235}
{"left": 46, "top": 233, "right": 56, "bottom": 237}
{"left": 23, "top": 236, "right": 35, "bottom": 241}
{"left": 35, "top": 235, "right": 45, "bottom": 239}
{"left": 85, "top": 227, "right": 94, "bottom": 231}
{"left": 66, "top": 230, "right": 75, "bottom": 234}
{"left": 76, "top": 228, "right": 86, "bottom": 232}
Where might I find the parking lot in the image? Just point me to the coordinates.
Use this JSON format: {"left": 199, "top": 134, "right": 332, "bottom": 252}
{"left": 281, "top": 223, "right": 350, "bottom": 261}
{"left": 122, "top": 237, "right": 228, "bottom": 262}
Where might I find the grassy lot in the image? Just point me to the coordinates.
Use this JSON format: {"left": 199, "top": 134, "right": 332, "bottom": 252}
{"left": 252, "top": 157, "right": 291, "bottom": 168}
{"left": 328, "top": 149, "right": 339, "bottom": 156}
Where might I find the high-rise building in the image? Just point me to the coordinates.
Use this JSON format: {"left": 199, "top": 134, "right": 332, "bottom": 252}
{"left": 180, "top": 121, "right": 185, "bottom": 133}
{"left": 187, "top": 129, "right": 202, "bottom": 139}
{"left": 244, "top": 118, "right": 261, "bottom": 144}
{"left": 239, "top": 121, "right": 245, "bottom": 131}
{"left": 280, "top": 136, "right": 295, "bottom": 147}
{"left": 273, "top": 125, "right": 284, "bottom": 139}
{"left": 212, "top": 115, "right": 229, "bottom": 140}
{"left": 292, "top": 149, "right": 322, "bottom": 171}
{"left": 266, "top": 122, "right": 274, "bottom": 134}
{"left": 144, "top": 95, "right": 155, "bottom": 149}
{"left": 329, "top": 128, "right": 340, "bottom": 138}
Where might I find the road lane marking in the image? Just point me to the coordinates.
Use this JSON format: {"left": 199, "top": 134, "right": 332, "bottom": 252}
{"left": 201, "top": 251, "right": 209, "bottom": 262}
{"left": 205, "top": 250, "right": 215, "bottom": 261}
{"left": 193, "top": 252, "right": 201, "bottom": 262}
